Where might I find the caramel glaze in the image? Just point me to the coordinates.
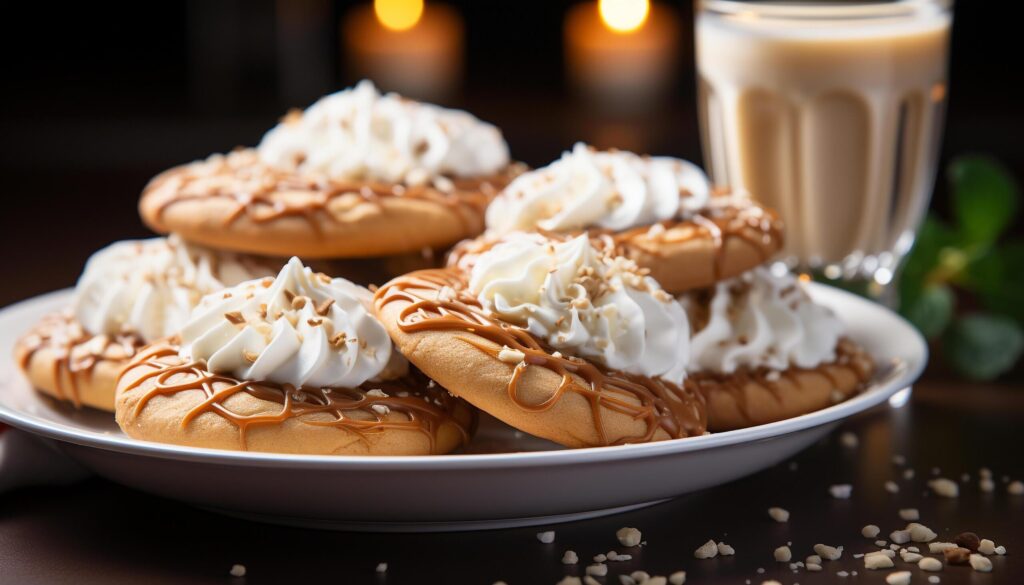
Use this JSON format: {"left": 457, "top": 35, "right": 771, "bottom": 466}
{"left": 119, "top": 344, "right": 475, "bottom": 453}
{"left": 689, "top": 338, "right": 875, "bottom": 425}
{"left": 143, "top": 149, "right": 523, "bottom": 232}
{"left": 374, "top": 269, "right": 707, "bottom": 446}
{"left": 601, "top": 194, "right": 785, "bottom": 282}
{"left": 16, "top": 309, "right": 145, "bottom": 408}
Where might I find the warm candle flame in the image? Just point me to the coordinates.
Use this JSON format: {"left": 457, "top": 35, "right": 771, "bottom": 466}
{"left": 598, "top": 0, "right": 650, "bottom": 34}
{"left": 375, "top": 0, "right": 424, "bottom": 32}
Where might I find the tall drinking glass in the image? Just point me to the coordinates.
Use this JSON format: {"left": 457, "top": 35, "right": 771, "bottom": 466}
{"left": 696, "top": 0, "right": 953, "bottom": 293}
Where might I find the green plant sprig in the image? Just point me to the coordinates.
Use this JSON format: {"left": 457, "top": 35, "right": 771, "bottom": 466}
{"left": 900, "top": 155, "right": 1024, "bottom": 381}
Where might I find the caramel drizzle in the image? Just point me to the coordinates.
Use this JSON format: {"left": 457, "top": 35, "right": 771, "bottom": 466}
{"left": 374, "top": 269, "right": 707, "bottom": 446}
{"left": 690, "top": 338, "right": 874, "bottom": 424}
{"left": 120, "top": 345, "right": 474, "bottom": 453}
{"left": 606, "top": 195, "right": 785, "bottom": 281}
{"left": 17, "top": 310, "right": 145, "bottom": 408}
{"left": 145, "top": 149, "right": 519, "bottom": 231}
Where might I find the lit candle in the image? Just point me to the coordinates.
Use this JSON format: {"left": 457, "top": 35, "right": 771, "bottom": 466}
{"left": 565, "top": 0, "right": 679, "bottom": 110}
{"left": 342, "top": 0, "right": 463, "bottom": 100}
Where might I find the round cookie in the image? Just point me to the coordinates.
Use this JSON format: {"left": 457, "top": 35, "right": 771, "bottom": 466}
{"left": 140, "top": 149, "right": 522, "bottom": 258}
{"left": 482, "top": 143, "right": 782, "bottom": 293}
{"left": 603, "top": 195, "right": 783, "bottom": 293}
{"left": 373, "top": 269, "right": 706, "bottom": 448}
{"left": 15, "top": 310, "right": 145, "bottom": 411}
{"left": 115, "top": 342, "right": 476, "bottom": 455}
{"left": 692, "top": 339, "right": 874, "bottom": 431}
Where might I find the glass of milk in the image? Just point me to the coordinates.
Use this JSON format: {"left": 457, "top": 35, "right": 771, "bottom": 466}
{"left": 696, "top": 0, "right": 952, "bottom": 290}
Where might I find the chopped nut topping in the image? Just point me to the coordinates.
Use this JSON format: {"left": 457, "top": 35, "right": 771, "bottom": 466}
{"left": 943, "top": 547, "right": 971, "bottom": 565}
{"left": 498, "top": 347, "right": 526, "bottom": 364}
{"left": 561, "top": 550, "right": 578, "bottom": 564}
{"left": 768, "top": 507, "right": 790, "bottom": 523}
{"left": 885, "top": 571, "right": 911, "bottom": 585}
{"left": 536, "top": 531, "right": 555, "bottom": 544}
{"left": 862, "top": 525, "right": 881, "bottom": 538}
{"left": 291, "top": 295, "right": 308, "bottom": 309}
{"left": 616, "top": 527, "right": 642, "bottom": 547}
{"left": 918, "top": 557, "right": 943, "bottom": 572}
{"left": 306, "top": 318, "right": 323, "bottom": 327}
{"left": 829, "top": 484, "right": 853, "bottom": 499}
{"left": 224, "top": 311, "right": 245, "bottom": 325}
{"left": 899, "top": 508, "right": 919, "bottom": 521}
{"left": 954, "top": 532, "right": 980, "bottom": 551}
{"left": 928, "top": 478, "right": 959, "bottom": 498}
{"left": 242, "top": 350, "right": 259, "bottom": 364}
{"left": 864, "top": 553, "right": 895, "bottom": 570}
{"left": 315, "top": 298, "right": 335, "bottom": 316}
{"left": 694, "top": 540, "right": 718, "bottom": 559}
{"left": 968, "top": 554, "right": 992, "bottom": 572}
{"left": 814, "top": 544, "right": 842, "bottom": 561}
{"left": 774, "top": 546, "right": 792, "bottom": 562}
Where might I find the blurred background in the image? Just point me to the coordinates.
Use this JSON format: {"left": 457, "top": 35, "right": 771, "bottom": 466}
{"left": 0, "top": 0, "right": 1021, "bottom": 376}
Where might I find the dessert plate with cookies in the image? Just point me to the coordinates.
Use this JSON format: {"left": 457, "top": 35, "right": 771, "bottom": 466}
{"left": 0, "top": 83, "right": 926, "bottom": 531}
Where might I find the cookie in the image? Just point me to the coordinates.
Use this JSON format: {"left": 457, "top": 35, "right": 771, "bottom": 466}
{"left": 115, "top": 257, "right": 475, "bottom": 455}
{"left": 116, "top": 343, "right": 475, "bottom": 455}
{"left": 16, "top": 310, "right": 145, "bottom": 411}
{"left": 483, "top": 143, "right": 782, "bottom": 292}
{"left": 679, "top": 267, "right": 875, "bottom": 430}
{"left": 692, "top": 339, "right": 874, "bottom": 431}
{"left": 140, "top": 81, "right": 521, "bottom": 258}
{"left": 375, "top": 233, "right": 706, "bottom": 448}
{"left": 15, "top": 236, "right": 273, "bottom": 411}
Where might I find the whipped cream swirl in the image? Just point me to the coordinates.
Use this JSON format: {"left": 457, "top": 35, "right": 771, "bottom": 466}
{"left": 179, "top": 257, "right": 397, "bottom": 389}
{"left": 681, "top": 267, "right": 845, "bottom": 374}
{"left": 485, "top": 143, "right": 711, "bottom": 234}
{"left": 74, "top": 236, "right": 272, "bottom": 342}
{"left": 469, "top": 233, "right": 689, "bottom": 383}
{"left": 257, "top": 80, "right": 510, "bottom": 185}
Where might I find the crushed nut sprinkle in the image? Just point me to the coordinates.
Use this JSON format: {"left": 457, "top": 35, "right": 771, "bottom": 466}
{"left": 242, "top": 350, "right": 259, "bottom": 364}
{"left": 315, "top": 297, "right": 335, "bottom": 316}
{"left": 224, "top": 311, "right": 245, "bottom": 325}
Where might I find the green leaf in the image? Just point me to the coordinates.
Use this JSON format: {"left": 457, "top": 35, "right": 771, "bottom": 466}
{"left": 975, "top": 240, "right": 1024, "bottom": 324}
{"left": 943, "top": 313, "right": 1024, "bottom": 381}
{"left": 899, "top": 215, "right": 956, "bottom": 310}
{"left": 901, "top": 284, "right": 955, "bottom": 340}
{"left": 949, "top": 155, "right": 1019, "bottom": 245}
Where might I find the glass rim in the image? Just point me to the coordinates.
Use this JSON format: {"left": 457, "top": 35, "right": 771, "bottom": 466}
{"left": 699, "top": 0, "right": 953, "bottom": 21}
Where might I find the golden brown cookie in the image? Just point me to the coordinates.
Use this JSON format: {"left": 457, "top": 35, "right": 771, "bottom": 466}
{"left": 458, "top": 195, "right": 783, "bottom": 293}
{"left": 607, "top": 195, "right": 784, "bottom": 293}
{"left": 15, "top": 310, "right": 145, "bottom": 412}
{"left": 139, "top": 149, "right": 522, "bottom": 259}
{"left": 115, "top": 342, "right": 476, "bottom": 455}
{"left": 373, "top": 269, "right": 707, "bottom": 448}
{"left": 692, "top": 339, "right": 874, "bottom": 431}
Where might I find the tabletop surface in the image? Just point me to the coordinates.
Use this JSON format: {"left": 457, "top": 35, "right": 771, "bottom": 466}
{"left": 1, "top": 378, "right": 1020, "bottom": 585}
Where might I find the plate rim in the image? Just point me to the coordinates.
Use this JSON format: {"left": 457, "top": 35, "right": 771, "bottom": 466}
{"left": 0, "top": 284, "right": 927, "bottom": 471}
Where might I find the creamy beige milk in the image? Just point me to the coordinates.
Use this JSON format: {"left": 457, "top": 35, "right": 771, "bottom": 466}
{"left": 697, "top": 1, "right": 952, "bottom": 276}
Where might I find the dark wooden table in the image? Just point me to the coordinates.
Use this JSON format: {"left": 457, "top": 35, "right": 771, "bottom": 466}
{"left": 1, "top": 379, "right": 1020, "bottom": 584}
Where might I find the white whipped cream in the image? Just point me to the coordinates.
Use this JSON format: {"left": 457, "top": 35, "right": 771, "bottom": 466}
{"left": 485, "top": 143, "right": 711, "bottom": 234}
{"left": 681, "top": 267, "right": 845, "bottom": 374}
{"left": 74, "top": 236, "right": 271, "bottom": 342}
{"left": 257, "top": 80, "right": 510, "bottom": 185}
{"left": 179, "top": 257, "right": 396, "bottom": 389}
{"left": 469, "top": 233, "right": 689, "bottom": 383}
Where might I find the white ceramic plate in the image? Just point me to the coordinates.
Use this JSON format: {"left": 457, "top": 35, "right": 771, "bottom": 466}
{"left": 0, "top": 286, "right": 926, "bottom": 531}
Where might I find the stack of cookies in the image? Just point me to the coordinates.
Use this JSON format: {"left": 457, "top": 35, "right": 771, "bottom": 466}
{"left": 15, "top": 81, "right": 874, "bottom": 456}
